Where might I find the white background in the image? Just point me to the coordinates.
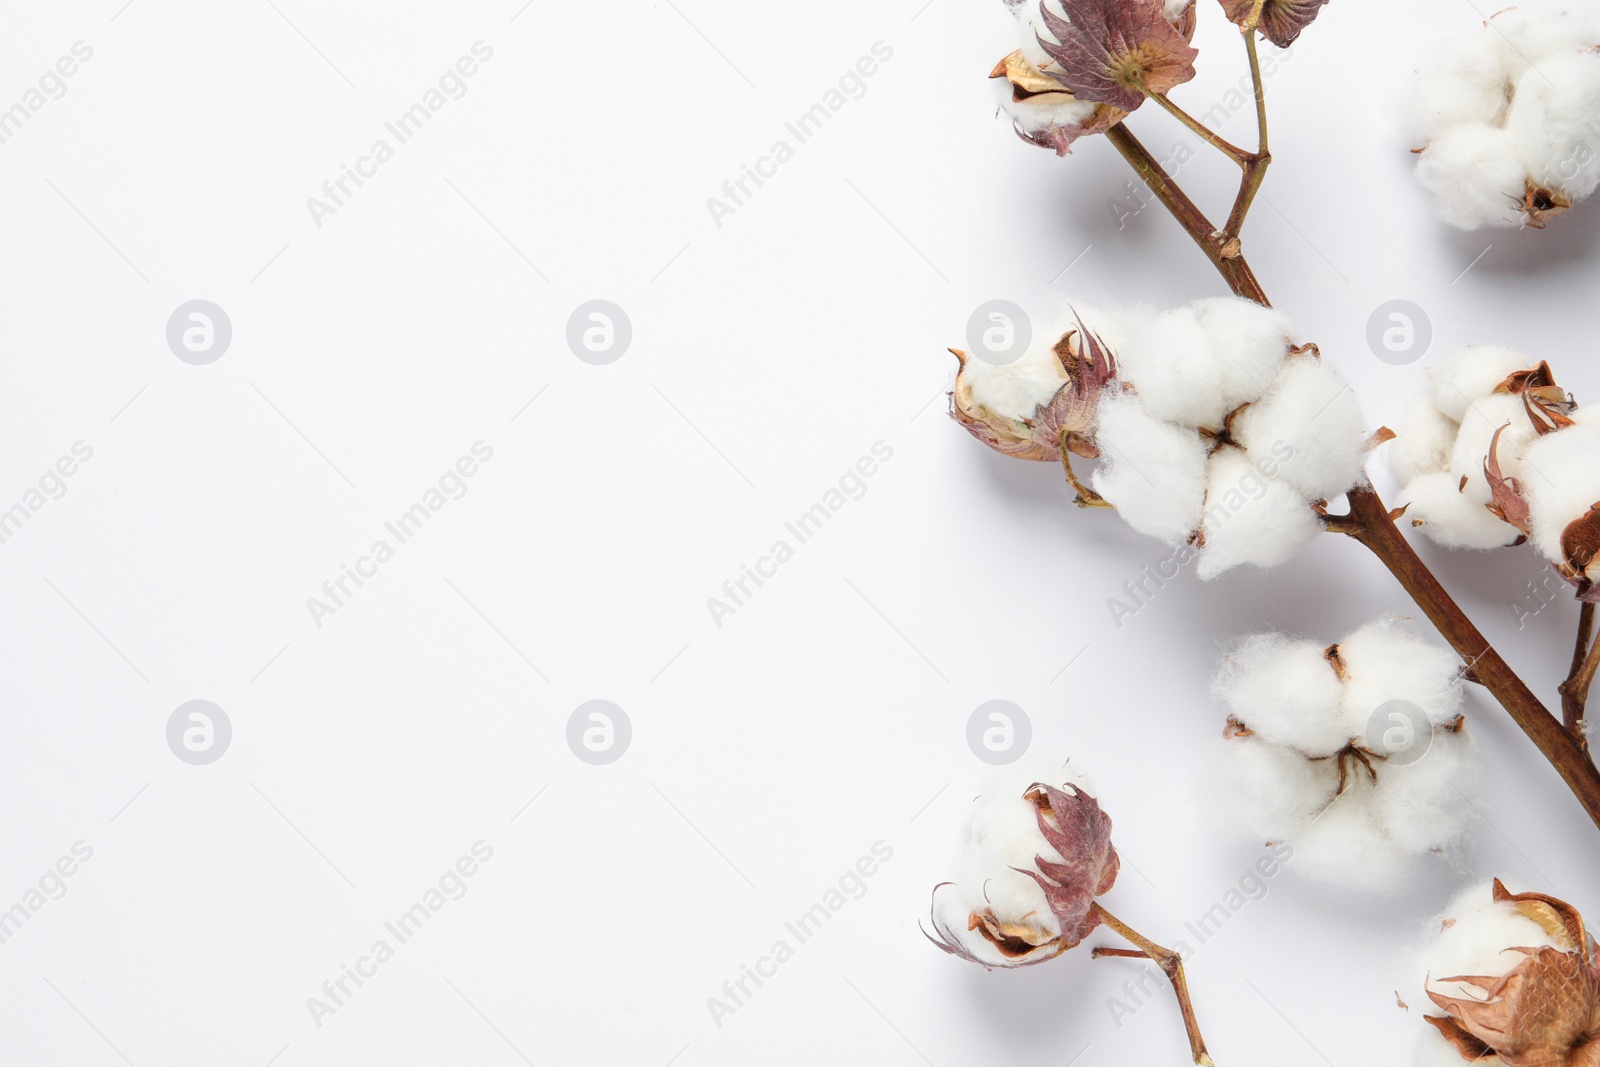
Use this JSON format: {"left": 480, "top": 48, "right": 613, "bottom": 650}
{"left": 2, "top": 0, "right": 1598, "bottom": 1064}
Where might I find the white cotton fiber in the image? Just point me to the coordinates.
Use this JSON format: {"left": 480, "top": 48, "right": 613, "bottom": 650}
{"left": 1400, "top": 30, "right": 1511, "bottom": 145}
{"left": 1091, "top": 393, "right": 1209, "bottom": 543}
{"left": 962, "top": 335, "right": 1068, "bottom": 421}
{"left": 1488, "top": 4, "right": 1600, "bottom": 79}
{"left": 1216, "top": 735, "right": 1335, "bottom": 842}
{"left": 1117, "top": 305, "right": 1232, "bottom": 429}
{"left": 1371, "top": 729, "right": 1478, "bottom": 854}
{"left": 1234, "top": 354, "right": 1367, "bottom": 502}
{"left": 1195, "top": 448, "right": 1322, "bottom": 579}
{"left": 1450, "top": 393, "right": 1539, "bottom": 504}
{"left": 1508, "top": 49, "right": 1600, "bottom": 201}
{"left": 1212, "top": 633, "right": 1351, "bottom": 755}
{"left": 1190, "top": 297, "right": 1292, "bottom": 413}
{"left": 1521, "top": 424, "right": 1600, "bottom": 572}
{"left": 1414, "top": 123, "right": 1529, "bottom": 230}
{"left": 1390, "top": 396, "right": 1460, "bottom": 484}
{"left": 955, "top": 758, "right": 1093, "bottom": 933}
{"left": 1418, "top": 880, "right": 1562, "bottom": 1004}
{"left": 1288, "top": 781, "right": 1411, "bottom": 889}
{"left": 1336, "top": 618, "right": 1464, "bottom": 730}
{"left": 1428, "top": 345, "right": 1532, "bottom": 422}
{"left": 1002, "top": 0, "right": 1064, "bottom": 72}
{"left": 1399, "top": 471, "right": 1522, "bottom": 550}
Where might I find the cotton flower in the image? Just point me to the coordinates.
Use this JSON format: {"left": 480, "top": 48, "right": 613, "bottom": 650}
{"left": 1213, "top": 618, "right": 1479, "bottom": 888}
{"left": 1414, "top": 879, "right": 1600, "bottom": 1065}
{"left": 925, "top": 760, "right": 1118, "bottom": 967}
{"left": 950, "top": 296, "right": 1371, "bottom": 578}
{"left": 1400, "top": 4, "right": 1600, "bottom": 229}
{"left": 1390, "top": 350, "right": 1600, "bottom": 599}
{"left": 989, "top": 0, "right": 1197, "bottom": 152}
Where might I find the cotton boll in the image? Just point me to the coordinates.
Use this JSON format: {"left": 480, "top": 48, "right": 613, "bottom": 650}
{"left": 1189, "top": 297, "right": 1292, "bottom": 413}
{"left": 1450, "top": 393, "right": 1540, "bottom": 504}
{"left": 1415, "top": 124, "right": 1530, "bottom": 230}
{"left": 1235, "top": 355, "right": 1367, "bottom": 502}
{"left": 1521, "top": 424, "right": 1600, "bottom": 570}
{"left": 1508, "top": 49, "right": 1600, "bottom": 202}
{"left": 1428, "top": 345, "right": 1533, "bottom": 422}
{"left": 1116, "top": 305, "right": 1231, "bottom": 429}
{"left": 1390, "top": 396, "right": 1460, "bottom": 484}
{"left": 1195, "top": 449, "right": 1322, "bottom": 579}
{"left": 1488, "top": 4, "right": 1600, "bottom": 79}
{"left": 1371, "top": 728, "right": 1478, "bottom": 854}
{"left": 1399, "top": 30, "right": 1511, "bottom": 145}
{"left": 1090, "top": 393, "right": 1209, "bottom": 543}
{"left": 1216, "top": 735, "right": 1335, "bottom": 842}
{"left": 961, "top": 335, "right": 1068, "bottom": 421}
{"left": 1399, "top": 471, "right": 1522, "bottom": 549}
{"left": 1419, "top": 880, "right": 1561, "bottom": 1004}
{"left": 1336, "top": 618, "right": 1464, "bottom": 730}
{"left": 1212, "top": 633, "right": 1351, "bottom": 754}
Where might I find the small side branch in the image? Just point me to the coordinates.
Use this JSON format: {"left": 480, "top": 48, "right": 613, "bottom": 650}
{"left": 1092, "top": 904, "right": 1214, "bottom": 1066}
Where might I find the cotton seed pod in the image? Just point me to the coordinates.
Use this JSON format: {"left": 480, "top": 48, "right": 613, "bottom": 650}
{"left": 1419, "top": 880, "right": 1600, "bottom": 1066}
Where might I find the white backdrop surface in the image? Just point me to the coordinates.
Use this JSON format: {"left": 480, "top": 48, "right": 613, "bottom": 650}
{"left": 2, "top": 0, "right": 1598, "bottom": 1064}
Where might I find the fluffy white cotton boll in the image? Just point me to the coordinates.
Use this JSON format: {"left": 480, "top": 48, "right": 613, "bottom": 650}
{"left": 1195, "top": 449, "right": 1322, "bottom": 579}
{"left": 1428, "top": 345, "right": 1533, "bottom": 422}
{"left": 1116, "top": 305, "right": 1231, "bottom": 429}
{"left": 1400, "top": 30, "right": 1511, "bottom": 145}
{"left": 1508, "top": 49, "right": 1600, "bottom": 201}
{"left": 1390, "top": 396, "right": 1460, "bottom": 485}
{"left": 1418, "top": 880, "right": 1562, "bottom": 1004}
{"left": 1450, "top": 393, "right": 1539, "bottom": 504}
{"left": 961, "top": 336, "right": 1067, "bottom": 421}
{"left": 1400, "top": 471, "right": 1522, "bottom": 549}
{"left": 1090, "top": 393, "right": 1209, "bottom": 543}
{"left": 1370, "top": 729, "right": 1478, "bottom": 855}
{"left": 1235, "top": 355, "right": 1367, "bottom": 502}
{"left": 1190, "top": 297, "right": 1292, "bottom": 413}
{"left": 1289, "top": 782, "right": 1410, "bottom": 888}
{"left": 1336, "top": 618, "right": 1464, "bottom": 730}
{"left": 954, "top": 759, "right": 1094, "bottom": 936}
{"left": 1415, "top": 124, "right": 1530, "bottom": 230}
{"left": 1212, "top": 633, "right": 1351, "bottom": 755}
{"left": 1488, "top": 4, "right": 1600, "bottom": 79}
{"left": 1521, "top": 424, "right": 1600, "bottom": 571}
{"left": 1217, "top": 735, "right": 1335, "bottom": 842}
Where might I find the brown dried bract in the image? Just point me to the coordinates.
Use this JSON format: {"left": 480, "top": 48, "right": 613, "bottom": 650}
{"left": 1035, "top": 0, "right": 1199, "bottom": 112}
{"left": 1220, "top": 0, "right": 1332, "bottom": 48}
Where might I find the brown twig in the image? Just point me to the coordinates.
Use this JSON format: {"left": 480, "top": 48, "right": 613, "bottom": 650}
{"left": 1560, "top": 601, "right": 1598, "bottom": 753}
{"left": 1103, "top": 123, "right": 1270, "bottom": 305}
{"left": 1092, "top": 904, "right": 1214, "bottom": 1066}
{"left": 1341, "top": 485, "right": 1600, "bottom": 829}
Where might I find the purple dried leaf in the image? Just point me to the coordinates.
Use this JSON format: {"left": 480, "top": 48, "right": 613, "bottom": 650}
{"left": 1221, "top": 0, "right": 1331, "bottom": 48}
{"left": 1035, "top": 0, "right": 1199, "bottom": 112}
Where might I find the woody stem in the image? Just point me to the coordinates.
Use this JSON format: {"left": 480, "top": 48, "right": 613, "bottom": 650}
{"left": 1104, "top": 102, "right": 1600, "bottom": 834}
{"left": 1104, "top": 123, "right": 1270, "bottom": 305}
{"left": 1091, "top": 904, "right": 1214, "bottom": 1066}
{"left": 1560, "top": 601, "right": 1598, "bottom": 754}
{"left": 1342, "top": 485, "right": 1600, "bottom": 828}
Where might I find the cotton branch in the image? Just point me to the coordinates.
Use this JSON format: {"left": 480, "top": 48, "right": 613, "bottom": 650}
{"left": 1091, "top": 904, "right": 1214, "bottom": 1066}
{"left": 1560, "top": 601, "right": 1598, "bottom": 754}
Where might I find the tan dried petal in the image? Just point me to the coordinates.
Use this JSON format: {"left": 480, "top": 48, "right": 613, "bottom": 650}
{"left": 1430, "top": 947, "right": 1600, "bottom": 1066}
